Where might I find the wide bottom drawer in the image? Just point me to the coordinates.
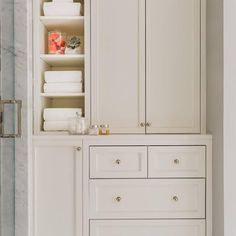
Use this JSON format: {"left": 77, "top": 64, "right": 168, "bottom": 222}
{"left": 90, "top": 220, "right": 205, "bottom": 236}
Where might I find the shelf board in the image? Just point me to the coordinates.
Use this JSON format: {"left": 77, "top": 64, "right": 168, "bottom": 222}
{"left": 40, "top": 54, "right": 84, "bottom": 67}
{"left": 40, "top": 16, "right": 84, "bottom": 34}
{"left": 41, "top": 93, "right": 85, "bottom": 98}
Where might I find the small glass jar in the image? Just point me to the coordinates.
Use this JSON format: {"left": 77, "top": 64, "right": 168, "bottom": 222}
{"left": 68, "top": 112, "right": 88, "bottom": 135}
{"left": 48, "top": 31, "right": 66, "bottom": 54}
{"left": 99, "top": 124, "right": 110, "bottom": 135}
{"left": 89, "top": 125, "right": 100, "bottom": 135}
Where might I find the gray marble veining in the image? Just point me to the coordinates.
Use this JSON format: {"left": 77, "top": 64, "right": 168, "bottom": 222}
{"left": 1, "top": 0, "right": 31, "bottom": 235}
{"left": 14, "top": 0, "right": 32, "bottom": 236}
{"left": 1, "top": 0, "right": 16, "bottom": 235}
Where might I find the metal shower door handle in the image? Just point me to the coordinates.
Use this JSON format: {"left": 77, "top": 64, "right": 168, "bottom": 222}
{"left": 0, "top": 100, "right": 22, "bottom": 138}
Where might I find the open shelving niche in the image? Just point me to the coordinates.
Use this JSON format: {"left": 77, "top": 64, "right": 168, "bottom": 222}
{"left": 33, "top": 0, "right": 90, "bottom": 134}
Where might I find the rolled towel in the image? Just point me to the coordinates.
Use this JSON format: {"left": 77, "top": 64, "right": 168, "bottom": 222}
{"left": 44, "top": 121, "right": 69, "bottom": 131}
{"left": 44, "top": 82, "right": 83, "bottom": 93}
{"left": 45, "top": 71, "right": 83, "bottom": 83}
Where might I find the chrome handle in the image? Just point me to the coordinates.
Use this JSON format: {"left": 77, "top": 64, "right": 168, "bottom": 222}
{"left": 115, "top": 159, "right": 121, "bottom": 165}
{"left": 140, "top": 122, "right": 145, "bottom": 127}
{"left": 0, "top": 100, "right": 22, "bottom": 138}
{"left": 115, "top": 196, "right": 122, "bottom": 202}
{"left": 174, "top": 159, "right": 180, "bottom": 164}
{"left": 146, "top": 122, "right": 151, "bottom": 127}
{"left": 173, "top": 196, "right": 179, "bottom": 202}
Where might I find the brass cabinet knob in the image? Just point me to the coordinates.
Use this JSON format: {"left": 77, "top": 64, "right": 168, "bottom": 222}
{"left": 174, "top": 159, "right": 180, "bottom": 164}
{"left": 76, "top": 147, "right": 82, "bottom": 151}
{"left": 146, "top": 122, "right": 151, "bottom": 127}
{"left": 116, "top": 159, "right": 121, "bottom": 165}
{"left": 116, "top": 196, "right": 122, "bottom": 202}
{"left": 173, "top": 196, "right": 179, "bottom": 202}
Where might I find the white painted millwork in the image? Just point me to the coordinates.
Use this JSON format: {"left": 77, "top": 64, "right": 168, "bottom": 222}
{"left": 148, "top": 146, "right": 206, "bottom": 178}
{"left": 91, "top": 0, "right": 204, "bottom": 134}
{"left": 31, "top": 135, "right": 212, "bottom": 236}
{"left": 90, "top": 146, "right": 147, "bottom": 178}
{"left": 91, "top": 0, "right": 146, "bottom": 133}
{"left": 89, "top": 179, "right": 205, "bottom": 219}
{"left": 146, "top": 0, "right": 201, "bottom": 133}
{"left": 82, "top": 135, "right": 212, "bottom": 236}
{"left": 90, "top": 220, "right": 206, "bottom": 236}
{"left": 32, "top": 140, "right": 82, "bottom": 236}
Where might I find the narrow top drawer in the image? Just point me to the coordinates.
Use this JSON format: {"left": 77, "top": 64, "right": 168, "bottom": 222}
{"left": 90, "top": 146, "right": 147, "bottom": 178}
{"left": 148, "top": 146, "right": 205, "bottom": 178}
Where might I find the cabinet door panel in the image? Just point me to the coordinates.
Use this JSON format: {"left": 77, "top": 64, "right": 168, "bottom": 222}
{"left": 146, "top": 0, "right": 201, "bottom": 133}
{"left": 33, "top": 142, "right": 82, "bottom": 236}
{"left": 91, "top": 0, "right": 145, "bottom": 133}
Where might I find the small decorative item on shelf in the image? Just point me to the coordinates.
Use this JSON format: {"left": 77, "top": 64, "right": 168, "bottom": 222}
{"left": 48, "top": 31, "right": 66, "bottom": 54}
{"left": 65, "top": 36, "right": 82, "bottom": 54}
{"left": 89, "top": 125, "right": 100, "bottom": 135}
{"left": 68, "top": 112, "right": 88, "bottom": 135}
{"left": 99, "top": 124, "right": 110, "bottom": 135}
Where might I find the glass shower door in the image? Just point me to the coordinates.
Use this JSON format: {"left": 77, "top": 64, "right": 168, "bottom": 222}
{"left": 0, "top": 0, "right": 22, "bottom": 235}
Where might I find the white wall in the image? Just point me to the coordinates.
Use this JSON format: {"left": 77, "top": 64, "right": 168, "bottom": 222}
{"left": 206, "top": 0, "right": 224, "bottom": 235}
{"left": 224, "top": 1, "right": 236, "bottom": 235}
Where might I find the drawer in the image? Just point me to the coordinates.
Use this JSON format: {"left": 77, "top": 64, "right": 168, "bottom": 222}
{"left": 90, "top": 146, "right": 147, "bottom": 178}
{"left": 90, "top": 220, "right": 205, "bottom": 236}
{"left": 89, "top": 179, "right": 205, "bottom": 219}
{"left": 148, "top": 146, "right": 205, "bottom": 178}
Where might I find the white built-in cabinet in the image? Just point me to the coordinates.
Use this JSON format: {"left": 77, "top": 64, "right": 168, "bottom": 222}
{"left": 32, "top": 140, "right": 83, "bottom": 236}
{"left": 31, "top": 0, "right": 211, "bottom": 236}
{"left": 91, "top": 0, "right": 204, "bottom": 134}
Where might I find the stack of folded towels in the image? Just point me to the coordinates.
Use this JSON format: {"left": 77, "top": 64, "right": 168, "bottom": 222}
{"left": 44, "top": 0, "right": 81, "bottom": 17}
{"left": 44, "top": 71, "right": 83, "bottom": 93}
{"left": 43, "top": 108, "right": 82, "bottom": 131}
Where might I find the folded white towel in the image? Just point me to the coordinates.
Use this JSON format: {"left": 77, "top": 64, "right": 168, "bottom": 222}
{"left": 44, "top": 108, "right": 82, "bottom": 121}
{"left": 44, "top": 121, "right": 69, "bottom": 131}
{"left": 43, "top": 2, "right": 81, "bottom": 16}
{"left": 45, "top": 71, "right": 83, "bottom": 83}
{"left": 53, "top": 0, "right": 73, "bottom": 3}
{"left": 44, "top": 82, "right": 83, "bottom": 93}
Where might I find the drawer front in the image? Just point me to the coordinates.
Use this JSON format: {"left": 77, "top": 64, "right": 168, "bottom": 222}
{"left": 90, "top": 146, "right": 147, "bottom": 178}
{"left": 89, "top": 179, "right": 205, "bottom": 219}
{"left": 90, "top": 220, "right": 205, "bottom": 236}
{"left": 148, "top": 146, "right": 205, "bottom": 178}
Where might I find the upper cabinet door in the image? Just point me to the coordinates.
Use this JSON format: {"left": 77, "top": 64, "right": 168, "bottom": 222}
{"left": 146, "top": 0, "right": 201, "bottom": 133}
{"left": 91, "top": 0, "right": 146, "bottom": 133}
